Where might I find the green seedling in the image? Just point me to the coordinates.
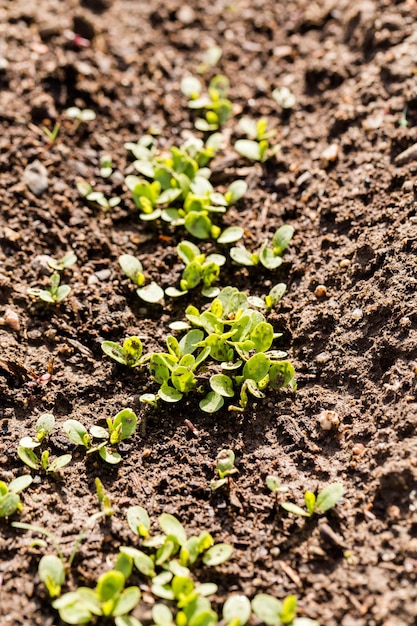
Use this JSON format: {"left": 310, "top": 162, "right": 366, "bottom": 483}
{"left": 230, "top": 224, "right": 294, "bottom": 269}
{"left": 100, "top": 154, "right": 113, "bottom": 178}
{"left": 210, "top": 449, "right": 238, "bottom": 491}
{"left": 42, "top": 122, "right": 60, "bottom": 144}
{"left": 18, "top": 412, "right": 55, "bottom": 449}
{"left": 47, "top": 252, "right": 77, "bottom": 272}
{"left": 181, "top": 74, "right": 233, "bottom": 131}
{"left": 63, "top": 408, "right": 138, "bottom": 464}
{"left": 118, "top": 254, "right": 164, "bottom": 304}
{"left": 272, "top": 86, "right": 296, "bottom": 110}
{"left": 94, "top": 477, "right": 115, "bottom": 519}
{"left": 77, "top": 180, "right": 121, "bottom": 211}
{"left": 146, "top": 330, "right": 210, "bottom": 405}
{"left": 281, "top": 483, "right": 344, "bottom": 518}
{"left": 266, "top": 475, "right": 289, "bottom": 499}
{"left": 39, "top": 554, "right": 66, "bottom": 598}
{"left": 101, "top": 335, "right": 150, "bottom": 368}
{"left": 125, "top": 134, "right": 245, "bottom": 240}
{"left": 197, "top": 45, "right": 222, "bottom": 73}
{"left": 252, "top": 593, "right": 319, "bottom": 626}
{"left": 235, "top": 117, "right": 279, "bottom": 162}
{"left": 27, "top": 272, "right": 71, "bottom": 304}
{"left": 17, "top": 447, "right": 72, "bottom": 474}
{"left": 52, "top": 569, "right": 141, "bottom": 624}
{"left": 223, "top": 595, "right": 251, "bottom": 626}
{"left": 0, "top": 475, "right": 33, "bottom": 517}
{"left": 66, "top": 106, "right": 96, "bottom": 130}
{"left": 165, "top": 240, "right": 226, "bottom": 299}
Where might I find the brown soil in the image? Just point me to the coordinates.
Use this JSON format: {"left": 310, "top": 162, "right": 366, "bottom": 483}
{"left": 1, "top": 0, "right": 417, "bottom": 625}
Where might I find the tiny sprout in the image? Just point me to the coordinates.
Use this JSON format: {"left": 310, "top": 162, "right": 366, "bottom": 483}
{"left": 77, "top": 180, "right": 121, "bottom": 211}
{"left": 210, "top": 449, "right": 238, "bottom": 491}
{"left": 272, "top": 86, "right": 296, "bottom": 109}
{"left": 281, "top": 483, "right": 344, "bottom": 518}
{"left": 100, "top": 154, "right": 113, "bottom": 178}
{"left": 223, "top": 594, "right": 251, "bottom": 626}
{"left": 101, "top": 336, "right": 150, "bottom": 368}
{"left": 266, "top": 475, "right": 288, "bottom": 496}
{"left": 47, "top": 252, "right": 77, "bottom": 272}
{"left": 95, "top": 478, "right": 114, "bottom": 518}
{"left": 38, "top": 554, "right": 65, "bottom": 598}
{"left": 27, "top": 272, "right": 71, "bottom": 304}
{"left": 17, "top": 447, "right": 72, "bottom": 474}
{"left": 119, "top": 254, "right": 145, "bottom": 287}
{"left": 0, "top": 475, "right": 33, "bottom": 518}
{"left": 66, "top": 106, "right": 96, "bottom": 125}
{"left": 41, "top": 122, "right": 60, "bottom": 144}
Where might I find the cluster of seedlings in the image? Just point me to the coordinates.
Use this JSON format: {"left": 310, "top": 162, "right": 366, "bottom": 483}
{"left": 12, "top": 59, "right": 340, "bottom": 625}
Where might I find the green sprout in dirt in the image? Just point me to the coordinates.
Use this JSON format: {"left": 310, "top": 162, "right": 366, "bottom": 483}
{"left": 63, "top": 408, "right": 138, "bottom": 464}
{"left": 234, "top": 117, "right": 279, "bottom": 162}
{"left": 118, "top": 254, "right": 164, "bottom": 304}
{"left": 100, "top": 154, "right": 113, "bottom": 178}
{"left": 52, "top": 568, "right": 141, "bottom": 624}
{"left": 281, "top": 483, "right": 344, "bottom": 518}
{"left": 272, "top": 86, "right": 296, "bottom": 110}
{"left": 181, "top": 74, "right": 233, "bottom": 131}
{"left": 17, "top": 412, "right": 72, "bottom": 474}
{"left": 77, "top": 180, "right": 121, "bottom": 211}
{"left": 165, "top": 240, "right": 226, "bottom": 299}
{"left": 125, "top": 134, "right": 246, "bottom": 240}
{"left": 101, "top": 335, "right": 151, "bottom": 368}
{"left": 144, "top": 330, "right": 210, "bottom": 405}
{"left": 65, "top": 106, "right": 96, "bottom": 130}
{"left": 210, "top": 449, "right": 238, "bottom": 491}
{"left": 41, "top": 122, "right": 60, "bottom": 144}
{"left": 251, "top": 593, "right": 319, "bottom": 626}
{"left": 46, "top": 251, "right": 77, "bottom": 272}
{"left": 230, "top": 224, "right": 294, "bottom": 269}
{"left": 27, "top": 272, "right": 71, "bottom": 304}
{"left": 0, "top": 475, "right": 32, "bottom": 518}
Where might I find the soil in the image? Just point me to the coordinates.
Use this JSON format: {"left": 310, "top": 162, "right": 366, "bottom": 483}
{"left": 1, "top": 0, "right": 417, "bottom": 625}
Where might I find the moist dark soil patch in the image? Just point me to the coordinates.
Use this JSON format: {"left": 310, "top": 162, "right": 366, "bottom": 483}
{"left": 1, "top": 1, "right": 417, "bottom": 625}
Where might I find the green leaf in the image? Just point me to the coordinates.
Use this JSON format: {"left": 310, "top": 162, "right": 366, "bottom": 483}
{"left": 36, "top": 413, "right": 55, "bottom": 437}
{"left": 281, "top": 502, "right": 310, "bottom": 517}
{"left": 184, "top": 212, "right": 212, "bottom": 239}
{"left": 196, "top": 582, "right": 218, "bottom": 597}
{"left": 99, "top": 447, "right": 122, "bottom": 464}
{"left": 113, "top": 409, "right": 137, "bottom": 441}
{"left": 38, "top": 554, "right": 65, "bottom": 598}
{"left": 223, "top": 595, "right": 251, "bottom": 625}
{"left": 0, "top": 493, "right": 20, "bottom": 517}
{"left": 55, "top": 285, "right": 71, "bottom": 302}
{"left": 101, "top": 341, "right": 129, "bottom": 366}
{"left": 96, "top": 570, "right": 125, "bottom": 603}
{"left": 152, "top": 603, "right": 175, "bottom": 626}
{"left": 281, "top": 595, "right": 298, "bottom": 624}
{"left": 127, "top": 506, "right": 150, "bottom": 538}
{"left": 136, "top": 282, "right": 164, "bottom": 303}
{"left": 159, "top": 513, "right": 187, "bottom": 545}
{"left": 177, "top": 240, "right": 201, "bottom": 265}
{"left": 315, "top": 483, "right": 344, "bottom": 513}
{"left": 234, "top": 139, "right": 262, "bottom": 161}
{"left": 122, "top": 337, "right": 144, "bottom": 365}
{"left": 199, "top": 391, "right": 224, "bottom": 413}
{"left": 63, "top": 419, "right": 90, "bottom": 447}
{"left": 209, "top": 374, "right": 234, "bottom": 397}
{"left": 181, "top": 76, "right": 202, "bottom": 98}
{"left": 259, "top": 246, "right": 283, "bottom": 270}
{"left": 225, "top": 180, "right": 247, "bottom": 204}
{"left": 120, "top": 547, "right": 155, "bottom": 577}
{"left": 52, "top": 591, "right": 93, "bottom": 624}
{"left": 269, "top": 361, "right": 295, "bottom": 389}
{"left": 112, "top": 587, "right": 141, "bottom": 616}
{"left": 179, "top": 329, "right": 205, "bottom": 356}
{"left": 304, "top": 491, "right": 316, "bottom": 516}
{"left": 114, "top": 552, "right": 133, "bottom": 580}
{"left": 47, "top": 454, "right": 72, "bottom": 472}
{"left": 273, "top": 225, "right": 294, "bottom": 255}
{"left": 242, "top": 353, "right": 270, "bottom": 383}
{"left": 268, "top": 283, "right": 287, "bottom": 305}
{"left": 250, "top": 322, "right": 274, "bottom": 352}
{"left": 251, "top": 594, "right": 282, "bottom": 625}
{"left": 230, "top": 247, "right": 256, "bottom": 266}
{"left": 17, "top": 447, "right": 39, "bottom": 470}
{"left": 115, "top": 616, "right": 143, "bottom": 626}
{"left": 217, "top": 226, "right": 244, "bottom": 244}
{"left": 202, "top": 543, "right": 233, "bottom": 566}
{"left": 119, "top": 255, "right": 144, "bottom": 285}
{"left": 9, "top": 475, "right": 33, "bottom": 493}
{"left": 165, "top": 287, "right": 188, "bottom": 297}
{"left": 90, "top": 425, "right": 109, "bottom": 439}
{"left": 158, "top": 384, "right": 183, "bottom": 403}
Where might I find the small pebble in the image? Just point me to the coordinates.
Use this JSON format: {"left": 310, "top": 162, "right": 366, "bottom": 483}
{"left": 3, "top": 308, "right": 20, "bottom": 331}
{"left": 318, "top": 410, "right": 340, "bottom": 431}
{"left": 314, "top": 284, "right": 327, "bottom": 297}
{"left": 320, "top": 143, "right": 339, "bottom": 167}
{"left": 351, "top": 307, "right": 363, "bottom": 321}
{"left": 339, "top": 258, "right": 351, "bottom": 268}
{"left": 22, "top": 160, "right": 49, "bottom": 196}
{"left": 352, "top": 443, "right": 365, "bottom": 456}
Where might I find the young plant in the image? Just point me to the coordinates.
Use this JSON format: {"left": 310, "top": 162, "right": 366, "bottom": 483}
{"left": 223, "top": 595, "right": 251, "bottom": 626}
{"left": 42, "top": 122, "right": 60, "bottom": 144}
{"left": 77, "top": 180, "right": 121, "bottom": 211}
{"left": 27, "top": 272, "right": 71, "bottom": 304}
{"left": 47, "top": 252, "right": 77, "bottom": 272}
{"left": 234, "top": 117, "right": 278, "bottom": 162}
{"left": 165, "top": 240, "right": 226, "bottom": 299}
{"left": 145, "top": 330, "right": 210, "bottom": 405}
{"left": 252, "top": 593, "right": 319, "bottom": 626}
{"left": 17, "top": 447, "right": 72, "bottom": 474}
{"left": 100, "top": 154, "right": 113, "bottom": 178}
{"left": 118, "top": 254, "right": 164, "bottom": 304}
{"left": 210, "top": 449, "right": 238, "bottom": 491}
{"left": 230, "top": 224, "right": 294, "bottom": 269}
{"left": 101, "top": 336, "right": 151, "bottom": 368}
{"left": 0, "top": 475, "right": 33, "bottom": 517}
{"left": 38, "top": 554, "right": 66, "bottom": 598}
{"left": 63, "top": 408, "right": 138, "bottom": 465}
{"left": 181, "top": 74, "right": 233, "bottom": 131}
{"left": 272, "top": 86, "right": 296, "bottom": 110}
{"left": 66, "top": 106, "right": 96, "bottom": 129}
{"left": 52, "top": 569, "right": 141, "bottom": 624}
{"left": 18, "top": 412, "right": 55, "bottom": 449}
{"left": 281, "top": 483, "right": 344, "bottom": 518}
